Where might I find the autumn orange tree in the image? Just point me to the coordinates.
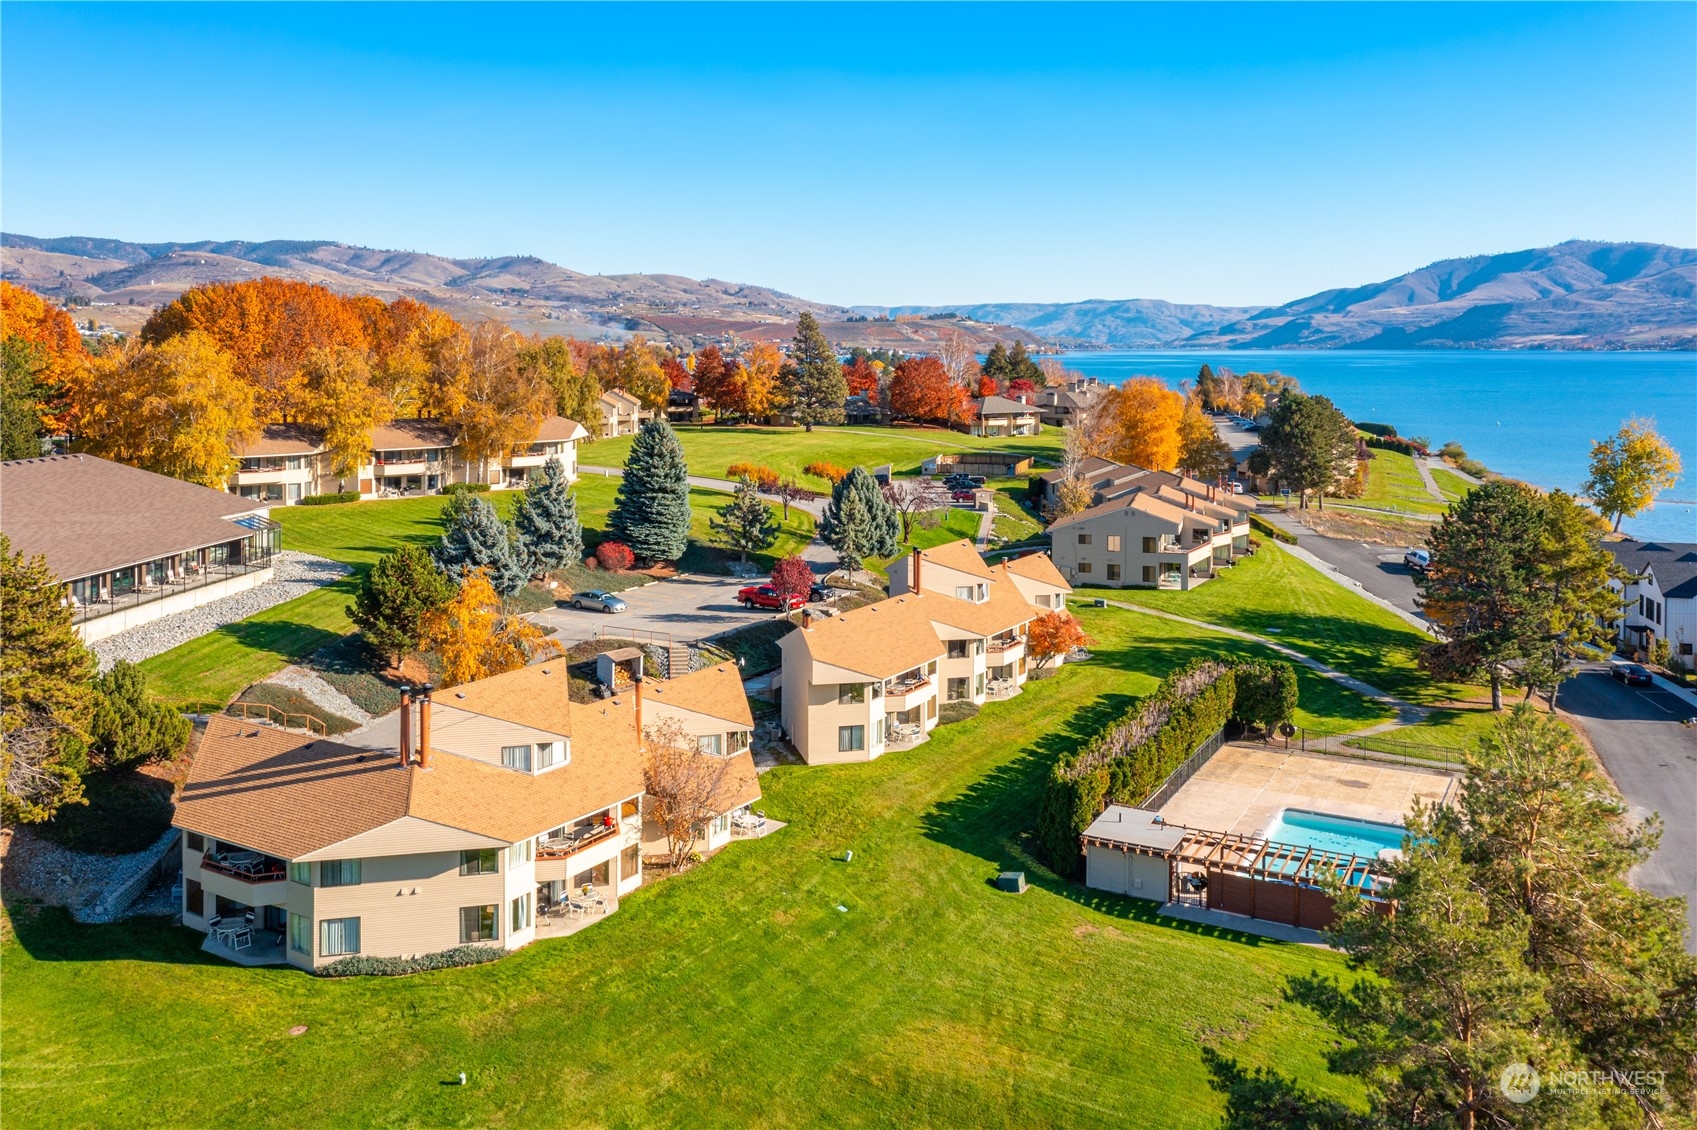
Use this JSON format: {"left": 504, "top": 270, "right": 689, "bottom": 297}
{"left": 1026, "top": 610, "right": 1090, "bottom": 673}
{"left": 613, "top": 336, "right": 671, "bottom": 412}
{"left": 0, "top": 282, "right": 87, "bottom": 436}
{"left": 453, "top": 322, "right": 552, "bottom": 480}
{"left": 418, "top": 568, "right": 560, "bottom": 686}
{"left": 843, "top": 356, "right": 880, "bottom": 402}
{"left": 691, "top": 345, "right": 732, "bottom": 417}
{"left": 520, "top": 335, "right": 602, "bottom": 440}
{"left": 299, "top": 345, "right": 393, "bottom": 481}
{"left": 78, "top": 332, "right": 258, "bottom": 487}
{"left": 888, "top": 355, "right": 973, "bottom": 426}
{"left": 1101, "top": 377, "right": 1184, "bottom": 470}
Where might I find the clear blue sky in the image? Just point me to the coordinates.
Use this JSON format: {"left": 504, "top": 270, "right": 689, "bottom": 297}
{"left": 4, "top": 2, "right": 1693, "bottom": 307}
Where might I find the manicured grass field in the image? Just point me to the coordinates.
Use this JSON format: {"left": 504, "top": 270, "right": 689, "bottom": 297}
{"left": 1429, "top": 466, "right": 1474, "bottom": 502}
{"left": 5, "top": 605, "right": 1371, "bottom": 1129}
{"left": 140, "top": 480, "right": 814, "bottom": 708}
{"left": 1352, "top": 448, "right": 1446, "bottom": 516}
{"left": 1098, "top": 544, "right": 1478, "bottom": 710}
{"left": 589, "top": 424, "right": 1064, "bottom": 490}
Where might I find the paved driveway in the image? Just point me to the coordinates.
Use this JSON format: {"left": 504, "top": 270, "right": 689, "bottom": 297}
{"left": 529, "top": 574, "right": 802, "bottom": 647}
{"left": 1559, "top": 664, "right": 1697, "bottom": 949}
{"left": 1259, "top": 508, "right": 1427, "bottom": 619}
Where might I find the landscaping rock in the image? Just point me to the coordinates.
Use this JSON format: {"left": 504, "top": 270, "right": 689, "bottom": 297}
{"left": 90, "top": 552, "right": 352, "bottom": 671}
{"left": 266, "top": 665, "right": 376, "bottom": 726}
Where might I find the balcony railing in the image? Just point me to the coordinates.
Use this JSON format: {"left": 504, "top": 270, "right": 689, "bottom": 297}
{"left": 987, "top": 636, "right": 1021, "bottom": 654}
{"left": 200, "top": 853, "right": 287, "bottom": 883}
{"left": 536, "top": 821, "right": 620, "bottom": 859}
{"left": 69, "top": 554, "right": 275, "bottom": 626}
{"left": 883, "top": 675, "right": 931, "bottom": 696}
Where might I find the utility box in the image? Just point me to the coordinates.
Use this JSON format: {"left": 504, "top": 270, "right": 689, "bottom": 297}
{"left": 996, "top": 871, "right": 1027, "bottom": 894}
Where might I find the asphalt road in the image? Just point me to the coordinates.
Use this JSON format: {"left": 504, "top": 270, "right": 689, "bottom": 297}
{"left": 1557, "top": 665, "right": 1697, "bottom": 947}
{"left": 1258, "top": 507, "right": 1427, "bottom": 619}
{"left": 529, "top": 573, "right": 807, "bottom": 647}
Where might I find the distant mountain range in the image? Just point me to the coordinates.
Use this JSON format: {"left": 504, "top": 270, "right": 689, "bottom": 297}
{"left": 0, "top": 234, "right": 1041, "bottom": 351}
{"left": 873, "top": 241, "right": 1696, "bottom": 350}
{"left": 4, "top": 234, "right": 1691, "bottom": 351}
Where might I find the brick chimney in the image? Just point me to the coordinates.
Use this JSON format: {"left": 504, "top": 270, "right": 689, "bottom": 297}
{"left": 911, "top": 547, "right": 923, "bottom": 593}
{"left": 417, "top": 684, "right": 433, "bottom": 769}
{"left": 801, "top": 610, "right": 812, "bottom": 631}
{"left": 633, "top": 670, "right": 644, "bottom": 750}
{"left": 399, "top": 688, "right": 412, "bottom": 768}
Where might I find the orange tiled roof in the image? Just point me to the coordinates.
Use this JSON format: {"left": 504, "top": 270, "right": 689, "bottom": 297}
{"left": 646, "top": 663, "right": 754, "bottom": 728}
{"left": 1003, "top": 552, "right": 1071, "bottom": 591}
{"left": 791, "top": 594, "right": 946, "bottom": 679}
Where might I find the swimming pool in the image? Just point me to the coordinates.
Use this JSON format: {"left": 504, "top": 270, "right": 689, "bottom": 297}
{"left": 1262, "top": 808, "right": 1408, "bottom": 860}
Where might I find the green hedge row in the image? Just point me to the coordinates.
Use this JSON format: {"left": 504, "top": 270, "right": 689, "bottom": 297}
{"left": 1036, "top": 658, "right": 1298, "bottom": 876}
{"left": 1365, "top": 434, "right": 1428, "bottom": 457}
{"left": 1355, "top": 421, "right": 1398, "bottom": 438}
{"left": 1248, "top": 513, "right": 1296, "bottom": 545}
{"left": 316, "top": 944, "right": 505, "bottom": 978}
{"left": 299, "top": 491, "right": 361, "bottom": 506}
{"left": 441, "top": 482, "right": 491, "bottom": 496}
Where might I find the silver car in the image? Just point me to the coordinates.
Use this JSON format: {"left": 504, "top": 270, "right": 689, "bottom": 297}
{"left": 570, "top": 590, "right": 626, "bottom": 613}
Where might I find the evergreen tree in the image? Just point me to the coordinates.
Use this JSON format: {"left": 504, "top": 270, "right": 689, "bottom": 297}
{"left": 1258, "top": 392, "right": 1357, "bottom": 510}
{"left": 432, "top": 494, "right": 527, "bottom": 596}
{"left": 89, "top": 661, "right": 191, "bottom": 769}
{"left": 1195, "top": 363, "right": 1221, "bottom": 411}
{"left": 0, "top": 534, "right": 94, "bottom": 823}
{"left": 513, "top": 457, "right": 583, "bottom": 575}
{"left": 1008, "top": 341, "right": 1043, "bottom": 386}
{"left": 608, "top": 419, "right": 691, "bottom": 562}
{"left": 1, "top": 338, "right": 48, "bottom": 460}
{"left": 820, "top": 466, "right": 900, "bottom": 571}
{"left": 709, "top": 477, "right": 781, "bottom": 562}
{"left": 981, "top": 342, "right": 1011, "bottom": 385}
{"left": 349, "top": 545, "right": 458, "bottom": 665}
{"left": 786, "top": 312, "right": 847, "bottom": 432}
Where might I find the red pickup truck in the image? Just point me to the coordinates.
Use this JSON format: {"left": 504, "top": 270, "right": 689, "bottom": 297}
{"left": 737, "top": 584, "right": 804, "bottom": 611}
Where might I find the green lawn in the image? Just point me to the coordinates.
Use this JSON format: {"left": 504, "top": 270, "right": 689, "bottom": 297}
{"left": 5, "top": 605, "right": 1370, "bottom": 1129}
{"left": 140, "top": 480, "right": 814, "bottom": 708}
{"left": 1429, "top": 466, "right": 1474, "bottom": 502}
{"left": 1353, "top": 448, "right": 1446, "bottom": 516}
{"left": 1097, "top": 543, "right": 1481, "bottom": 709}
{"left": 866, "top": 505, "right": 984, "bottom": 578}
{"left": 589, "top": 424, "right": 1063, "bottom": 491}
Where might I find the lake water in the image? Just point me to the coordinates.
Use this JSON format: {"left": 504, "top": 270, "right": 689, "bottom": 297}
{"left": 1059, "top": 349, "right": 1697, "bottom": 543}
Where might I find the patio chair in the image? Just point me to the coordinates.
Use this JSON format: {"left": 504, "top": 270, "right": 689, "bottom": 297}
{"left": 231, "top": 928, "right": 253, "bottom": 951}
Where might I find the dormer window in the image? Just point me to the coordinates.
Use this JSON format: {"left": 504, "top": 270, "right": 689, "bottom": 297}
{"left": 536, "top": 741, "right": 561, "bottom": 769}
{"left": 501, "top": 744, "right": 532, "bottom": 771}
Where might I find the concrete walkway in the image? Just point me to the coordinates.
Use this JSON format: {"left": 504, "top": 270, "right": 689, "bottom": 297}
{"left": 974, "top": 506, "right": 994, "bottom": 551}
{"left": 1413, "top": 455, "right": 1446, "bottom": 502}
{"left": 1097, "top": 597, "right": 1429, "bottom": 727}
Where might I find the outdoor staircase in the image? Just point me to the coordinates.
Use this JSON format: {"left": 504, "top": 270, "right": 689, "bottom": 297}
{"left": 664, "top": 643, "right": 694, "bottom": 679}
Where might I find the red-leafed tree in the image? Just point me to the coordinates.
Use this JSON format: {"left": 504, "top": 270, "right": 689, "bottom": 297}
{"left": 1007, "top": 378, "right": 1037, "bottom": 397}
{"left": 976, "top": 373, "right": 1000, "bottom": 398}
{"left": 888, "top": 356, "right": 974, "bottom": 426}
{"left": 691, "top": 345, "right": 729, "bottom": 413}
{"left": 662, "top": 355, "right": 692, "bottom": 393}
{"left": 843, "top": 357, "right": 880, "bottom": 403}
{"left": 770, "top": 555, "right": 813, "bottom": 607}
{"left": 1027, "top": 610, "right": 1090, "bottom": 673}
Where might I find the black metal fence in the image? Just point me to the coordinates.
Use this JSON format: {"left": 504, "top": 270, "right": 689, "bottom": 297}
{"left": 1137, "top": 726, "right": 1225, "bottom": 811}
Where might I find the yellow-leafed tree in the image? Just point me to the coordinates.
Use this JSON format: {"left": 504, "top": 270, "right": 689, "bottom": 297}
{"left": 452, "top": 322, "right": 552, "bottom": 482}
{"left": 1585, "top": 417, "right": 1684, "bottom": 532}
{"left": 419, "top": 568, "right": 560, "bottom": 686}
{"left": 299, "top": 345, "right": 393, "bottom": 481}
{"left": 1102, "top": 377, "right": 1184, "bottom": 470}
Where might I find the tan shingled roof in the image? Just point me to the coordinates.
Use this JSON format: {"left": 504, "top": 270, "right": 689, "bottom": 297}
{"left": 439, "top": 663, "right": 574, "bottom": 736}
{"left": 793, "top": 594, "right": 945, "bottom": 679}
{"left": 533, "top": 415, "right": 589, "bottom": 443}
{"left": 235, "top": 423, "right": 327, "bottom": 457}
{"left": 647, "top": 663, "right": 753, "bottom": 728}
{"left": 917, "top": 538, "right": 998, "bottom": 580}
{"left": 1003, "top": 552, "right": 1071, "bottom": 591}
{"left": 1049, "top": 488, "right": 1189, "bottom": 532}
{"left": 370, "top": 419, "right": 458, "bottom": 449}
{"left": 1, "top": 454, "right": 268, "bottom": 581}
{"left": 922, "top": 575, "right": 1037, "bottom": 637}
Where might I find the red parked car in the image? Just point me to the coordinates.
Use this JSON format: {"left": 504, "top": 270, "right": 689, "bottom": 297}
{"left": 951, "top": 489, "right": 976, "bottom": 503}
{"left": 737, "top": 584, "right": 804, "bottom": 611}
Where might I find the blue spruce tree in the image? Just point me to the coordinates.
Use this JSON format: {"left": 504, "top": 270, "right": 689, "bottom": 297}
{"left": 513, "top": 458, "right": 583, "bottom": 575}
{"left": 820, "top": 466, "right": 900, "bottom": 571}
{"left": 607, "top": 419, "right": 691, "bottom": 562}
{"left": 433, "top": 494, "right": 528, "bottom": 596}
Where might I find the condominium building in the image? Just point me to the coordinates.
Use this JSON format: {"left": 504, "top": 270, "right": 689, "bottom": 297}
{"left": 174, "top": 660, "right": 759, "bottom": 971}
{"left": 777, "top": 541, "right": 1070, "bottom": 765}
{"left": 598, "top": 390, "right": 652, "bottom": 437}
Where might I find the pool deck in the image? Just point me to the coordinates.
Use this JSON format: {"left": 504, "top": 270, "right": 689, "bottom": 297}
{"left": 1157, "top": 743, "right": 1455, "bottom": 840}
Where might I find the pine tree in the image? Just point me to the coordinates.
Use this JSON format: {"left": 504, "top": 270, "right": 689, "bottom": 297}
{"left": 1258, "top": 392, "right": 1357, "bottom": 510}
{"left": 608, "top": 419, "right": 691, "bottom": 562}
{"left": 0, "top": 534, "right": 94, "bottom": 823}
{"left": 89, "top": 661, "right": 191, "bottom": 769}
{"left": 981, "top": 342, "right": 1011, "bottom": 385}
{"left": 787, "top": 312, "right": 847, "bottom": 432}
{"left": 513, "top": 457, "right": 583, "bottom": 575}
{"left": 709, "top": 477, "right": 780, "bottom": 562}
{"left": 820, "top": 466, "right": 900, "bottom": 571}
{"left": 1008, "top": 341, "right": 1043, "bottom": 386}
{"left": 432, "top": 494, "right": 527, "bottom": 596}
{"left": 349, "top": 545, "right": 458, "bottom": 665}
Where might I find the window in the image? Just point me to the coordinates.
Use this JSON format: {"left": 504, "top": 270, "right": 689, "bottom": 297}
{"left": 460, "top": 905, "right": 498, "bottom": 942}
{"left": 1077, "top": 561, "right": 1093, "bottom": 574}
{"left": 729, "top": 730, "right": 750, "bottom": 753}
{"left": 288, "top": 912, "right": 310, "bottom": 954}
{"left": 1142, "top": 565, "right": 1156, "bottom": 583}
{"left": 1106, "top": 535, "right": 1121, "bottom": 552}
{"left": 874, "top": 716, "right": 886, "bottom": 744}
{"left": 501, "top": 744, "right": 532, "bottom": 771}
{"left": 535, "top": 741, "right": 561, "bottom": 768}
{"left": 186, "top": 832, "right": 205, "bottom": 852}
{"left": 1142, "top": 537, "right": 1157, "bottom": 554}
{"left": 1077, "top": 533, "right": 1092, "bottom": 545}
{"left": 975, "top": 672, "right": 985, "bottom": 697}
{"left": 185, "top": 879, "right": 204, "bottom": 916}
{"left": 1035, "top": 593, "right": 1052, "bottom": 608}
{"left": 926, "top": 660, "right": 938, "bottom": 675}
{"left": 459, "top": 849, "right": 499, "bottom": 876}
{"left": 947, "top": 677, "right": 970, "bottom": 702}
{"left": 870, "top": 682, "right": 882, "bottom": 700}
{"left": 575, "top": 861, "right": 611, "bottom": 888}
{"left": 320, "top": 917, "right": 361, "bottom": 957}
{"left": 955, "top": 585, "right": 975, "bottom": 600}
{"left": 318, "top": 859, "right": 361, "bottom": 888}
{"left": 927, "top": 697, "right": 938, "bottom": 719}
{"left": 947, "top": 639, "right": 970, "bottom": 659}
{"left": 1681, "top": 643, "right": 1693, "bottom": 657}
{"left": 697, "top": 733, "right": 723, "bottom": 756}
{"left": 838, "top": 725, "right": 865, "bottom": 752}
{"left": 621, "top": 844, "right": 641, "bottom": 882}
{"left": 1106, "top": 564, "right": 1121, "bottom": 581}
{"left": 838, "top": 683, "right": 866, "bottom": 705}
{"left": 507, "top": 840, "right": 533, "bottom": 868}
{"left": 714, "top": 814, "right": 730, "bottom": 835}
{"left": 288, "top": 861, "right": 311, "bottom": 886}
{"left": 511, "top": 893, "right": 531, "bottom": 934}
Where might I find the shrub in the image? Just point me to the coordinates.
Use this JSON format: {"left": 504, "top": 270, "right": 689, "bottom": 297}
{"left": 1365, "top": 434, "right": 1427, "bottom": 457}
{"left": 727, "top": 462, "right": 781, "bottom": 490}
{"left": 595, "top": 540, "right": 635, "bottom": 571}
{"left": 316, "top": 945, "right": 506, "bottom": 978}
{"left": 298, "top": 491, "right": 360, "bottom": 506}
{"left": 804, "top": 461, "right": 849, "bottom": 485}
{"left": 1037, "top": 659, "right": 1295, "bottom": 876}
{"left": 89, "top": 661, "right": 191, "bottom": 769}
{"left": 1230, "top": 660, "right": 1299, "bottom": 735}
{"left": 1248, "top": 513, "right": 1296, "bottom": 544}
{"left": 938, "top": 701, "right": 980, "bottom": 726}
{"left": 1355, "top": 421, "right": 1398, "bottom": 438}
{"left": 441, "top": 482, "right": 490, "bottom": 496}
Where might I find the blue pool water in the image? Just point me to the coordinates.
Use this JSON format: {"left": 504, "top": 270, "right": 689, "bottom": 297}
{"left": 1262, "top": 808, "right": 1408, "bottom": 860}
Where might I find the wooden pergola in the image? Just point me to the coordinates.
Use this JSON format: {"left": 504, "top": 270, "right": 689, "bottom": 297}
{"left": 1166, "top": 827, "right": 1388, "bottom": 890}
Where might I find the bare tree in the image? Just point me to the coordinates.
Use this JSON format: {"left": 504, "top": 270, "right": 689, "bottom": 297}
{"left": 937, "top": 331, "right": 980, "bottom": 390}
{"left": 770, "top": 478, "right": 817, "bottom": 521}
{"left": 642, "top": 718, "right": 730, "bottom": 871}
{"left": 1044, "top": 406, "right": 1100, "bottom": 521}
{"left": 880, "top": 478, "right": 951, "bottom": 543}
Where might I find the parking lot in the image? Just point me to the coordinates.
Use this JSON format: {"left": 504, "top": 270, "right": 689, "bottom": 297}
{"left": 527, "top": 574, "right": 805, "bottom": 647}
